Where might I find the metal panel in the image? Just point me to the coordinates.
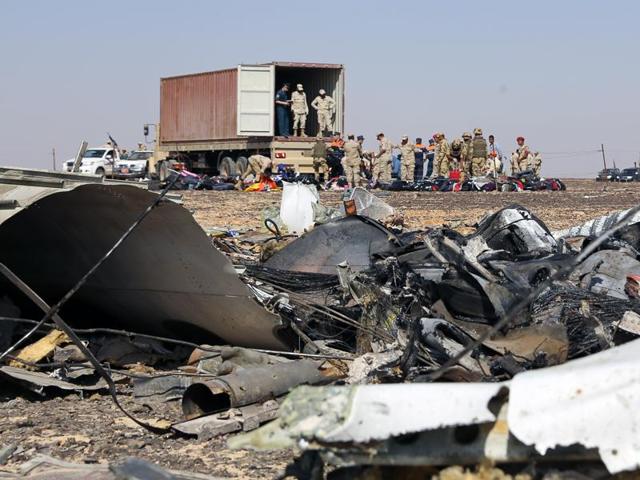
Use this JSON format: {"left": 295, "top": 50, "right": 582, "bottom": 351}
{"left": 160, "top": 69, "right": 238, "bottom": 143}
{"left": 236, "top": 64, "right": 275, "bottom": 137}
{"left": 0, "top": 182, "right": 289, "bottom": 350}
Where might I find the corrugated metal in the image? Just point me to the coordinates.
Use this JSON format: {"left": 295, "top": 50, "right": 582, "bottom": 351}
{"left": 160, "top": 62, "right": 345, "bottom": 143}
{"left": 160, "top": 69, "right": 238, "bottom": 143}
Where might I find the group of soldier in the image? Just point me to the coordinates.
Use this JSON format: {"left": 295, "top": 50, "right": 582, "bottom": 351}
{"left": 430, "top": 129, "right": 542, "bottom": 182}
{"left": 275, "top": 83, "right": 335, "bottom": 137}
{"left": 310, "top": 130, "right": 543, "bottom": 189}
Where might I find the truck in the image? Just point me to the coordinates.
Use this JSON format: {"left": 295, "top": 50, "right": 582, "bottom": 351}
{"left": 64, "top": 146, "right": 120, "bottom": 176}
{"left": 157, "top": 62, "right": 345, "bottom": 176}
{"left": 114, "top": 150, "right": 153, "bottom": 179}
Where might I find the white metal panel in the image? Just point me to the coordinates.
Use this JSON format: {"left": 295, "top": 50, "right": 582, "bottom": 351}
{"left": 237, "top": 64, "right": 275, "bottom": 137}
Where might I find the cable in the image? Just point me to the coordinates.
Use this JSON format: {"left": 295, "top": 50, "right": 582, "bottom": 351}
{"left": 0, "top": 316, "right": 354, "bottom": 361}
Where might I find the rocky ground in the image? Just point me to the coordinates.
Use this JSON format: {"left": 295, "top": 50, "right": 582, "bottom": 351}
{"left": 1, "top": 179, "right": 638, "bottom": 479}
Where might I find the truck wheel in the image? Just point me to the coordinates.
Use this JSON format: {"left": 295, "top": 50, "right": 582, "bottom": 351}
{"left": 235, "top": 156, "right": 248, "bottom": 176}
{"left": 219, "top": 157, "right": 237, "bottom": 177}
{"left": 95, "top": 167, "right": 105, "bottom": 177}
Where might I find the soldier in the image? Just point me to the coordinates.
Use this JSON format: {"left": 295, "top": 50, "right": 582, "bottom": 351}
{"left": 237, "top": 154, "right": 273, "bottom": 189}
{"left": 374, "top": 132, "right": 393, "bottom": 184}
{"left": 531, "top": 151, "right": 543, "bottom": 176}
{"left": 311, "top": 136, "right": 329, "bottom": 182}
{"left": 291, "top": 84, "right": 309, "bottom": 137}
{"left": 311, "top": 89, "right": 335, "bottom": 137}
{"left": 470, "top": 128, "right": 488, "bottom": 177}
{"left": 512, "top": 136, "right": 532, "bottom": 174}
{"left": 449, "top": 138, "right": 464, "bottom": 171}
{"left": 461, "top": 132, "right": 473, "bottom": 178}
{"left": 342, "top": 134, "right": 362, "bottom": 188}
{"left": 433, "top": 133, "right": 451, "bottom": 178}
{"left": 397, "top": 135, "right": 416, "bottom": 182}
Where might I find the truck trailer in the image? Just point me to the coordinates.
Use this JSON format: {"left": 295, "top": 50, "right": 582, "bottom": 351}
{"left": 158, "top": 62, "right": 345, "bottom": 176}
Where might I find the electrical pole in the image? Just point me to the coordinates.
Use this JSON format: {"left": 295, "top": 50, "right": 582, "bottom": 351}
{"left": 52, "top": 148, "right": 56, "bottom": 171}
{"left": 600, "top": 144, "right": 607, "bottom": 171}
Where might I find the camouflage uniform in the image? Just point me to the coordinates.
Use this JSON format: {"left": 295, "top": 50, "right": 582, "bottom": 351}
{"left": 342, "top": 139, "right": 362, "bottom": 188}
{"left": 373, "top": 136, "right": 393, "bottom": 183}
{"left": 434, "top": 136, "right": 451, "bottom": 177}
{"left": 449, "top": 139, "right": 464, "bottom": 171}
{"left": 311, "top": 94, "right": 335, "bottom": 136}
{"left": 398, "top": 140, "right": 416, "bottom": 182}
{"left": 241, "top": 154, "right": 272, "bottom": 180}
{"left": 311, "top": 139, "right": 328, "bottom": 182}
{"left": 531, "top": 152, "right": 542, "bottom": 176}
{"left": 461, "top": 134, "right": 473, "bottom": 178}
{"left": 470, "top": 131, "right": 488, "bottom": 177}
{"left": 513, "top": 144, "right": 531, "bottom": 173}
{"left": 291, "top": 90, "right": 309, "bottom": 136}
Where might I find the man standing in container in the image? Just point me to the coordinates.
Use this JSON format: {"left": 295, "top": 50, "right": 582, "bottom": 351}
{"left": 291, "top": 84, "right": 309, "bottom": 137}
{"left": 311, "top": 89, "right": 335, "bottom": 137}
{"left": 275, "top": 83, "right": 291, "bottom": 137}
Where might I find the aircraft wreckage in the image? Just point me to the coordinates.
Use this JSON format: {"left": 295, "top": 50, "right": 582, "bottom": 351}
{"left": 1, "top": 173, "right": 640, "bottom": 478}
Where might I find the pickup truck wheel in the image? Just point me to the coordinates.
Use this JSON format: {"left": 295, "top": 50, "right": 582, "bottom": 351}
{"left": 95, "top": 167, "right": 105, "bottom": 177}
{"left": 219, "top": 157, "right": 237, "bottom": 177}
{"left": 235, "top": 156, "right": 248, "bottom": 176}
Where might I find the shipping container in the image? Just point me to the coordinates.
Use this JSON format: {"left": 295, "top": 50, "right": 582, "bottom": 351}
{"left": 158, "top": 62, "right": 345, "bottom": 175}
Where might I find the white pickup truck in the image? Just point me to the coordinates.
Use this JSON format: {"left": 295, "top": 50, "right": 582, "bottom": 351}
{"left": 114, "top": 150, "right": 152, "bottom": 179}
{"left": 65, "top": 146, "right": 120, "bottom": 176}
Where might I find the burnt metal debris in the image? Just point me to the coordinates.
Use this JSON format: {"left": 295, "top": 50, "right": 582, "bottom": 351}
{"left": 1, "top": 173, "right": 640, "bottom": 478}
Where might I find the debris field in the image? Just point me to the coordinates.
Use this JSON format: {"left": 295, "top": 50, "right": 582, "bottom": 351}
{"left": 1, "top": 174, "right": 640, "bottom": 479}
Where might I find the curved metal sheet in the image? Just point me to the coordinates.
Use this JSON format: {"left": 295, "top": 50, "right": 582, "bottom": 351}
{"left": 0, "top": 182, "right": 287, "bottom": 350}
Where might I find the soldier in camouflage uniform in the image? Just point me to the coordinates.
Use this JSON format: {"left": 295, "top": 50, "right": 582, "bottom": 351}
{"left": 512, "top": 136, "right": 532, "bottom": 173}
{"left": 470, "top": 128, "right": 488, "bottom": 177}
{"left": 311, "top": 136, "right": 328, "bottom": 182}
{"left": 461, "top": 132, "right": 473, "bottom": 179}
{"left": 342, "top": 134, "right": 362, "bottom": 188}
{"left": 531, "top": 151, "right": 542, "bottom": 176}
{"left": 311, "top": 89, "right": 335, "bottom": 137}
{"left": 433, "top": 133, "right": 451, "bottom": 177}
{"left": 373, "top": 132, "right": 393, "bottom": 184}
{"left": 291, "top": 84, "right": 309, "bottom": 137}
{"left": 397, "top": 135, "right": 416, "bottom": 182}
{"left": 449, "top": 138, "right": 464, "bottom": 171}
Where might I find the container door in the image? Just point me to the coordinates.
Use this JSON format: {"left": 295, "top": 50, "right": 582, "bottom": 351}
{"left": 237, "top": 64, "right": 275, "bottom": 137}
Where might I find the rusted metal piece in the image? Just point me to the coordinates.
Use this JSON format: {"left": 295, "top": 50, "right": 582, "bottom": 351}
{"left": 161, "top": 68, "right": 238, "bottom": 143}
{"left": 182, "top": 360, "right": 339, "bottom": 419}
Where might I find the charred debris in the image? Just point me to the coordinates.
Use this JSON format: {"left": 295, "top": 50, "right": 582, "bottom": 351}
{"left": 1, "top": 171, "right": 640, "bottom": 477}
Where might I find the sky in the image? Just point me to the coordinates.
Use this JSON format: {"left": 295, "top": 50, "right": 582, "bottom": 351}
{"left": 1, "top": 0, "right": 639, "bottom": 177}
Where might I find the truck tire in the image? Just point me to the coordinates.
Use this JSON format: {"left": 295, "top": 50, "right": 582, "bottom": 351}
{"left": 219, "top": 157, "right": 236, "bottom": 177}
{"left": 95, "top": 167, "right": 105, "bottom": 177}
{"left": 235, "top": 156, "right": 248, "bottom": 176}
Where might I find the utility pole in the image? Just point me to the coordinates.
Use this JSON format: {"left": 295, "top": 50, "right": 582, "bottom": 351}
{"left": 600, "top": 144, "right": 607, "bottom": 171}
{"left": 52, "top": 148, "right": 56, "bottom": 171}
